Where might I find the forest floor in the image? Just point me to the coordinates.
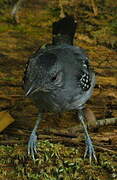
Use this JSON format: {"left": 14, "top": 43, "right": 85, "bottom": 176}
{"left": 0, "top": 1, "right": 117, "bottom": 180}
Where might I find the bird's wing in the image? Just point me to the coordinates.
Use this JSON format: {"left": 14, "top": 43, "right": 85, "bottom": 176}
{"left": 73, "top": 47, "right": 94, "bottom": 92}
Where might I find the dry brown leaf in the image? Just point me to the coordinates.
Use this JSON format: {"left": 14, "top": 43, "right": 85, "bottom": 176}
{"left": 0, "top": 111, "right": 15, "bottom": 132}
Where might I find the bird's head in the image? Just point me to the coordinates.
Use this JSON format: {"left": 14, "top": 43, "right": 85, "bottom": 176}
{"left": 24, "top": 52, "right": 64, "bottom": 96}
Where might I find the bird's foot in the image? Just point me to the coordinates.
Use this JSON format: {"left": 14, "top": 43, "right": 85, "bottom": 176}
{"left": 28, "top": 130, "right": 37, "bottom": 161}
{"left": 84, "top": 136, "right": 97, "bottom": 164}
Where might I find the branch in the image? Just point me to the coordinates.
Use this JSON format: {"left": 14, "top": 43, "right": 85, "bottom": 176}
{"left": 96, "top": 117, "right": 117, "bottom": 127}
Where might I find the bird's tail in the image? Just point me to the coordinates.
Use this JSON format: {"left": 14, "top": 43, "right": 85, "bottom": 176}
{"left": 52, "top": 14, "right": 77, "bottom": 45}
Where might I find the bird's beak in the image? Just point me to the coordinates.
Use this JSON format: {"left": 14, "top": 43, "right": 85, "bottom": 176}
{"left": 25, "top": 86, "right": 49, "bottom": 96}
{"left": 25, "top": 86, "right": 34, "bottom": 96}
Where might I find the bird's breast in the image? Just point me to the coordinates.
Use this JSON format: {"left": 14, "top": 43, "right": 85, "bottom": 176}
{"left": 31, "top": 91, "right": 66, "bottom": 112}
{"left": 30, "top": 85, "right": 89, "bottom": 112}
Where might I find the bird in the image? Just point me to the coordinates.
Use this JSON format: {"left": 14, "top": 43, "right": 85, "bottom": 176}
{"left": 23, "top": 15, "right": 97, "bottom": 163}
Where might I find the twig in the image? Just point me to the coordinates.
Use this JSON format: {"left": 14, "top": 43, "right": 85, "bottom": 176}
{"left": 91, "top": 0, "right": 98, "bottom": 16}
{"left": 96, "top": 117, "right": 117, "bottom": 127}
{"left": 0, "top": 140, "right": 26, "bottom": 145}
{"left": 59, "top": 0, "right": 65, "bottom": 18}
{"left": 94, "top": 145, "right": 117, "bottom": 154}
{"left": 11, "top": 0, "right": 26, "bottom": 24}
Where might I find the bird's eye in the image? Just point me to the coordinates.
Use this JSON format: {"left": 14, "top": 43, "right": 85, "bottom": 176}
{"left": 51, "top": 71, "right": 63, "bottom": 85}
{"left": 51, "top": 73, "right": 58, "bottom": 82}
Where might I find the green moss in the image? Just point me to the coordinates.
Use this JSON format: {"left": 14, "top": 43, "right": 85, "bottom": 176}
{"left": 0, "top": 76, "right": 16, "bottom": 81}
{"left": 0, "top": 141, "right": 117, "bottom": 180}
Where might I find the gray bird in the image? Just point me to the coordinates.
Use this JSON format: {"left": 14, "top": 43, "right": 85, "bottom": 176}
{"left": 23, "top": 15, "right": 97, "bottom": 163}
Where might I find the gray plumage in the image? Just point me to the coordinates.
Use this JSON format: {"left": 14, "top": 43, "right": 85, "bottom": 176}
{"left": 24, "top": 15, "right": 97, "bottom": 163}
{"left": 25, "top": 45, "right": 95, "bottom": 112}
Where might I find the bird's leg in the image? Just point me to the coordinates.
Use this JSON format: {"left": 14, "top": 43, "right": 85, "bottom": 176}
{"left": 28, "top": 113, "right": 43, "bottom": 160}
{"left": 78, "top": 108, "right": 97, "bottom": 163}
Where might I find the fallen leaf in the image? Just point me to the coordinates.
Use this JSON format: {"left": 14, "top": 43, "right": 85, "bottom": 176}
{"left": 0, "top": 111, "right": 15, "bottom": 132}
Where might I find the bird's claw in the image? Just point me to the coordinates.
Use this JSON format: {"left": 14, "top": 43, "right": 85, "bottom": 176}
{"left": 84, "top": 136, "right": 97, "bottom": 164}
{"left": 28, "top": 131, "right": 37, "bottom": 161}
